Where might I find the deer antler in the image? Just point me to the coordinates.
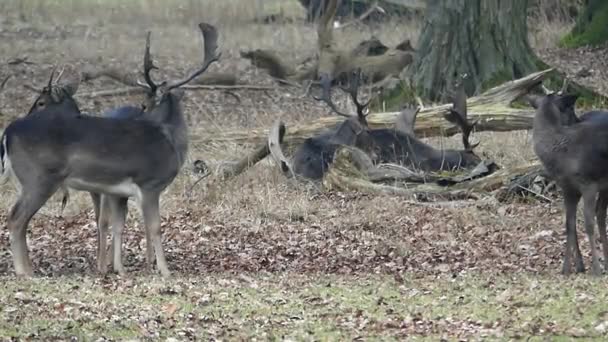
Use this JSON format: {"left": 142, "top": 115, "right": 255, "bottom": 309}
{"left": 445, "top": 74, "right": 479, "bottom": 151}
{"left": 166, "top": 23, "right": 221, "bottom": 91}
{"left": 313, "top": 69, "right": 371, "bottom": 120}
{"left": 340, "top": 69, "right": 372, "bottom": 120}
{"left": 46, "top": 65, "right": 58, "bottom": 90}
{"left": 140, "top": 31, "right": 161, "bottom": 95}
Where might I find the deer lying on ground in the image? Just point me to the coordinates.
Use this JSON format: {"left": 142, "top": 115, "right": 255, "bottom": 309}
{"left": 269, "top": 70, "right": 376, "bottom": 180}
{"left": 269, "top": 73, "right": 481, "bottom": 180}
{"left": 368, "top": 76, "right": 481, "bottom": 171}
{"left": 0, "top": 22, "right": 220, "bottom": 278}
{"left": 530, "top": 91, "right": 608, "bottom": 276}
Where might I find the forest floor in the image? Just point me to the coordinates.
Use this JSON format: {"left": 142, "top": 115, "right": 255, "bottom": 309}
{"left": 1, "top": 0, "right": 608, "bottom": 340}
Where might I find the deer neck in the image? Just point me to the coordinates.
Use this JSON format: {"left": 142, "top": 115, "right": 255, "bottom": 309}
{"left": 151, "top": 93, "right": 189, "bottom": 169}
{"left": 533, "top": 105, "right": 565, "bottom": 140}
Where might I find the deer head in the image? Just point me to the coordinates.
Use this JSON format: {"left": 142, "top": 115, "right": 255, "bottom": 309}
{"left": 314, "top": 68, "right": 376, "bottom": 156}
{"left": 26, "top": 67, "right": 81, "bottom": 116}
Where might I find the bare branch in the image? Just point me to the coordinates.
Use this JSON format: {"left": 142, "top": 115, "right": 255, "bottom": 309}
{"left": 0, "top": 75, "right": 12, "bottom": 91}
{"left": 336, "top": 1, "right": 385, "bottom": 30}
{"left": 75, "top": 83, "right": 281, "bottom": 98}
{"left": 81, "top": 66, "right": 141, "bottom": 87}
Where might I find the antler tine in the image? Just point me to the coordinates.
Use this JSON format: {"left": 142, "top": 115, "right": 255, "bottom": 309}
{"left": 166, "top": 22, "right": 221, "bottom": 91}
{"left": 558, "top": 77, "right": 570, "bottom": 95}
{"left": 54, "top": 66, "right": 66, "bottom": 85}
{"left": 312, "top": 73, "right": 352, "bottom": 118}
{"left": 341, "top": 69, "right": 371, "bottom": 118}
{"left": 46, "top": 65, "right": 58, "bottom": 89}
{"left": 142, "top": 31, "right": 159, "bottom": 94}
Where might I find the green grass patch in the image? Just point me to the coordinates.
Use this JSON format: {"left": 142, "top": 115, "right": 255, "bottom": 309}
{"left": 560, "top": 2, "right": 608, "bottom": 48}
{"left": 1, "top": 273, "right": 608, "bottom": 340}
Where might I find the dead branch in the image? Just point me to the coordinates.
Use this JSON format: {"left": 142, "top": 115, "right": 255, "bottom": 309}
{"left": 76, "top": 83, "right": 281, "bottom": 98}
{"left": 81, "top": 66, "right": 141, "bottom": 87}
{"left": 213, "top": 143, "right": 271, "bottom": 180}
{"left": 323, "top": 147, "right": 478, "bottom": 201}
{"left": 323, "top": 146, "right": 543, "bottom": 201}
{"left": 195, "top": 68, "right": 553, "bottom": 145}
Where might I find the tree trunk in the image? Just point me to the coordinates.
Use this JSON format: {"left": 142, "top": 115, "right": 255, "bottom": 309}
{"left": 409, "top": 0, "right": 539, "bottom": 101}
{"left": 562, "top": 0, "right": 608, "bottom": 47}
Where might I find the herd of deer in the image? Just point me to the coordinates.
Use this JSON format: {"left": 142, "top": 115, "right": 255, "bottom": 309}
{"left": 1, "top": 22, "right": 607, "bottom": 278}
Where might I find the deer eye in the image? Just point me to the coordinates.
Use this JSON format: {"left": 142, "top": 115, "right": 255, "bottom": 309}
{"left": 37, "top": 101, "right": 45, "bottom": 107}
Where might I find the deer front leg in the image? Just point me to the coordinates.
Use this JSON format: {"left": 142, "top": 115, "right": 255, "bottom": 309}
{"left": 93, "top": 193, "right": 110, "bottom": 274}
{"left": 145, "top": 222, "right": 154, "bottom": 272}
{"left": 8, "top": 185, "right": 58, "bottom": 277}
{"left": 108, "top": 196, "right": 128, "bottom": 276}
{"left": 141, "top": 191, "right": 170, "bottom": 277}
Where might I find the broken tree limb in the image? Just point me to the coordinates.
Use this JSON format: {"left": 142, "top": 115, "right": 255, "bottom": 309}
{"left": 194, "top": 68, "right": 553, "bottom": 145}
{"left": 212, "top": 143, "right": 271, "bottom": 180}
{"left": 323, "top": 147, "right": 479, "bottom": 200}
{"left": 76, "top": 83, "right": 281, "bottom": 98}
{"left": 323, "top": 146, "right": 545, "bottom": 201}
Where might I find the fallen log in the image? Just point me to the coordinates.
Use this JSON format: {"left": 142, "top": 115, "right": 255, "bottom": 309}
{"left": 193, "top": 68, "right": 552, "bottom": 145}
{"left": 323, "top": 146, "right": 545, "bottom": 201}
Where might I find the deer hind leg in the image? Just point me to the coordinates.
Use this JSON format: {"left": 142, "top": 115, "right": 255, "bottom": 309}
{"left": 141, "top": 191, "right": 170, "bottom": 277}
{"left": 8, "top": 184, "right": 58, "bottom": 277}
{"left": 563, "top": 188, "right": 582, "bottom": 275}
{"left": 108, "top": 196, "right": 128, "bottom": 276}
{"left": 597, "top": 191, "right": 608, "bottom": 272}
{"left": 91, "top": 192, "right": 112, "bottom": 274}
{"left": 582, "top": 190, "right": 602, "bottom": 276}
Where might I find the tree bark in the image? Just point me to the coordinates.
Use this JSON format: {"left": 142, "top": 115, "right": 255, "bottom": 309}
{"left": 562, "top": 0, "right": 608, "bottom": 47}
{"left": 409, "top": 0, "right": 539, "bottom": 102}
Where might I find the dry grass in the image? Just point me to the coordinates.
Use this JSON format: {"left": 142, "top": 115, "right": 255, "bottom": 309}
{"left": 0, "top": 0, "right": 583, "bottom": 244}
{"left": 0, "top": 1, "right": 605, "bottom": 339}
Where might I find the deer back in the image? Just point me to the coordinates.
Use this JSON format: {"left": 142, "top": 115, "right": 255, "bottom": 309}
{"left": 103, "top": 105, "right": 145, "bottom": 120}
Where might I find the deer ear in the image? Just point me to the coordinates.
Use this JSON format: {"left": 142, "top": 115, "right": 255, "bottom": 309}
{"left": 555, "top": 94, "right": 579, "bottom": 111}
{"left": 525, "top": 95, "right": 542, "bottom": 109}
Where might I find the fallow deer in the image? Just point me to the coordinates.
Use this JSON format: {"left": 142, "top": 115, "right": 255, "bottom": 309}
{"left": 531, "top": 92, "right": 608, "bottom": 275}
{"left": 269, "top": 69, "right": 376, "bottom": 180}
{"left": 1, "top": 22, "right": 220, "bottom": 278}
{"left": 368, "top": 75, "right": 481, "bottom": 171}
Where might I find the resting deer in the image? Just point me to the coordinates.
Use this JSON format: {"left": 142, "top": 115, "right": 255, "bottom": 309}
{"left": 269, "top": 70, "right": 376, "bottom": 180}
{"left": 530, "top": 92, "right": 608, "bottom": 275}
{"left": 368, "top": 75, "right": 481, "bottom": 171}
{"left": 1, "top": 22, "right": 220, "bottom": 278}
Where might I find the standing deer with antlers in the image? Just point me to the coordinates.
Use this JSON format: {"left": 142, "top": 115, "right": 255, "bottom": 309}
{"left": 1, "top": 22, "right": 220, "bottom": 278}
{"left": 19, "top": 66, "right": 151, "bottom": 273}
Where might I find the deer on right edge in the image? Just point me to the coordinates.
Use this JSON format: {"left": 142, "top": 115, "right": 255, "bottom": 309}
{"left": 530, "top": 89, "right": 608, "bottom": 276}
{"left": 1, "top": 22, "right": 220, "bottom": 278}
